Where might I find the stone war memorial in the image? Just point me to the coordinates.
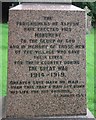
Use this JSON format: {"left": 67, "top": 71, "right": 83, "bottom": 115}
{"left": 2, "top": 1, "right": 95, "bottom": 120}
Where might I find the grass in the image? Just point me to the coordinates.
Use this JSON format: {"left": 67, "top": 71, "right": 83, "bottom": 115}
{"left": 0, "top": 24, "right": 8, "bottom": 96}
{"left": 86, "top": 29, "right": 95, "bottom": 115}
{"left": 0, "top": 23, "right": 95, "bottom": 117}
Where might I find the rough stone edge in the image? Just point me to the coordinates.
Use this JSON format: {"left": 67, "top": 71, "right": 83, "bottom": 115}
{"left": 18, "top": 0, "right": 72, "bottom": 3}
{"left": 9, "top": 3, "right": 85, "bottom": 11}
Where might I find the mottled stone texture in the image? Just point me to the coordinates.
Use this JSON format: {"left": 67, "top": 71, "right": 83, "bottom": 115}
{"left": 7, "top": 3, "right": 86, "bottom": 118}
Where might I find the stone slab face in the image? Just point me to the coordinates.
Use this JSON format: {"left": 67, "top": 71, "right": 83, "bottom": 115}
{"left": 7, "top": 3, "right": 86, "bottom": 118}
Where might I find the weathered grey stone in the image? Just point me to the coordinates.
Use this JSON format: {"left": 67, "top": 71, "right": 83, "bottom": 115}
{"left": 1, "top": 97, "right": 95, "bottom": 120}
{"left": 19, "top": 0, "right": 72, "bottom": 3}
{"left": 0, "top": 97, "right": 6, "bottom": 119}
{"left": 1, "top": 109, "right": 96, "bottom": 120}
{"left": 6, "top": 3, "right": 87, "bottom": 119}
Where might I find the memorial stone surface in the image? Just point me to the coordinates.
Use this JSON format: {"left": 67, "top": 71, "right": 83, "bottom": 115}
{"left": 2, "top": 2, "right": 95, "bottom": 120}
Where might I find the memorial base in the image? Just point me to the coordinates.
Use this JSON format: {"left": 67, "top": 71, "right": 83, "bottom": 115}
{"left": 1, "top": 109, "right": 95, "bottom": 120}
{"left": 1, "top": 97, "right": 95, "bottom": 120}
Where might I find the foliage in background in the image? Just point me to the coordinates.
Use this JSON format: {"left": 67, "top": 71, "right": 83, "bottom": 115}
{"left": 72, "top": 2, "right": 96, "bottom": 27}
{"left": 2, "top": 2, "right": 96, "bottom": 26}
